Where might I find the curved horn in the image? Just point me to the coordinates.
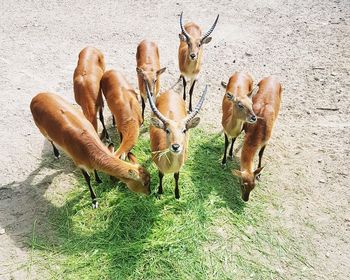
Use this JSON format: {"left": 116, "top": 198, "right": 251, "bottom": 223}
{"left": 144, "top": 82, "right": 168, "bottom": 124}
{"left": 185, "top": 85, "right": 208, "bottom": 123}
{"left": 180, "top": 11, "right": 190, "bottom": 40}
{"left": 202, "top": 14, "right": 219, "bottom": 40}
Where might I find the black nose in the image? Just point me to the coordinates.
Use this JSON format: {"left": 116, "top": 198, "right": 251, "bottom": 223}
{"left": 190, "top": 53, "right": 196, "bottom": 59}
{"left": 172, "top": 144, "right": 180, "bottom": 151}
{"left": 251, "top": 115, "right": 257, "bottom": 122}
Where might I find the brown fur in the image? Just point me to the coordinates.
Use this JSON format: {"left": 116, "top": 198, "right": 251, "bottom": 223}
{"left": 222, "top": 72, "right": 255, "bottom": 138}
{"left": 101, "top": 70, "right": 142, "bottom": 158}
{"left": 233, "top": 76, "right": 282, "bottom": 201}
{"left": 136, "top": 40, "right": 164, "bottom": 98}
{"left": 150, "top": 91, "right": 188, "bottom": 174}
{"left": 73, "top": 47, "right": 105, "bottom": 131}
{"left": 30, "top": 92, "right": 150, "bottom": 195}
{"left": 178, "top": 23, "right": 203, "bottom": 77}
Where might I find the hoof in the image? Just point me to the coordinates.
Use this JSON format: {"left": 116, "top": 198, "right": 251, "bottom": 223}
{"left": 228, "top": 155, "right": 234, "bottom": 160}
{"left": 221, "top": 162, "right": 227, "bottom": 169}
{"left": 92, "top": 201, "right": 99, "bottom": 209}
{"left": 55, "top": 155, "right": 61, "bottom": 160}
{"left": 256, "top": 174, "right": 262, "bottom": 181}
{"left": 175, "top": 194, "right": 180, "bottom": 200}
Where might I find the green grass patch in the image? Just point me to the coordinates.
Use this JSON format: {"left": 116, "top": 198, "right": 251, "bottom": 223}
{"left": 29, "top": 129, "right": 310, "bottom": 279}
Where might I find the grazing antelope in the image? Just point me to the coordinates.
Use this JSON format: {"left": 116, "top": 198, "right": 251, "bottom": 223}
{"left": 233, "top": 76, "right": 282, "bottom": 202}
{"left": 221, "top": 72, "right": 257, "bottom": 165}
{"left": 136, "top": 40, "right": 166, "bottom": 122}
{"left": 144, "top": 81, "right": 207, "bottom": 199}
{"left": 30, "top": 92, "right": 151, "bottom": 208}
{"left": 73, "top": 47, "right": 109, "bottom": 140}
{"left": 101, "top": 69, "right": 142, "bottom": 160}
{"left": 178, "top": 12, "right": 219, "bottom": 111}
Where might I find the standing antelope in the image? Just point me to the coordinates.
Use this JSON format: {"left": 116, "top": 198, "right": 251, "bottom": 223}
{"left": 73, "top": 47, "right": 109, "bottom": 140}
{"left": 144, "top": 81, "right": 207, "bottom": 199}
{"left": 233, "top": 76, "right": 282, "bottom": 202}
{"left": 221, "top": 72, "right": 257, "bottom": 165}
{"left": 136, "top": 40, "right": 166, "bottom": 122}
{"left": 30, "top": 92, "right": 151, "bottom": 208}
{"left": 178, "top": 12, "right": 219, "bottom": 111}
{"left": 101, "top": 69, "right": 142, "bottom": 160}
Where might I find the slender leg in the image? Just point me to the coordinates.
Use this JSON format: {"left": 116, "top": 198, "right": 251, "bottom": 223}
{"left": 141, "top": 97, "right": 145, "bottom": 124}
{"left": 112, "top": 115, "right": 116, "bottom": 127}
{"left": 174, "top": 172, "right": 180, "bottom": 199}
{"left": 182, "top": 75, "right": 187, "bottom": 101}
{"left": 158, "top": 171, "right": 164, "bottom": 195}
{"left": 256, "top": 145, "right": 266, "bottom": 181}
{"left": 94, "top": 170, "right": 102, "bottom": 184}
{"left": 119, "top": 132, "right": 123, "bottom": 143}
{"left": 81, "top": 169, "right": 98, "bottom": 208}
{"left": 222, "top": 134, "right": 229, "bottom": 166}
{"left": 188, "top": 79, "right": 197, "bottom": 112}
{"left": 99, "top": 108, "right": 110, "bottom": 141}
{"left": 50, "top": 141, "right": 60, "bottom": 159}
{"left": 228, "top": 137, "right": 236, "bottom": 160}
{"left": 258, "top": 145, "right": 266, "bottom": 169}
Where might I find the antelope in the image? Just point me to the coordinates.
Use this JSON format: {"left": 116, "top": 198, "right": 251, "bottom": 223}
{"left": 30, "top": 92, "right": 151, "bottom": 208}
{"left": 144, "top": 80, "right": 207, "bottom": 199}
{"left": 221, "top": 72, "right": 257, "bottom": 165}
{"left": 233, "top": 76, "right": 282, "bottom": 202}
{"left": 136, "top": 40, "right": 166, "bottom": 122}
{"left": 73, "top": 47, "right": 109, "bottom": 140}
{"left": 101, "top": 69, "right": 142, "bottom": 160}
{"left": 178, "top": 12, "right": 219, "bottom": 111}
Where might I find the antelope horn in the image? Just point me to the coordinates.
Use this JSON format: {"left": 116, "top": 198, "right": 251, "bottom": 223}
{"left": 180, "top": 11, "right": 190, "bottom": 40}
{"left": 185, "top": 85, "right": 208, "bottom": 123}
{"left": 202, "top": 14, "right": 219, "bottom": 40}
{"left": 144, "top": 81, "right": 169, "bottom": 124}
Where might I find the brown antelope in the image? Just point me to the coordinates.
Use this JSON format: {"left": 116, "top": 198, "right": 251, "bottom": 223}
{"left": 144, "top": 81, "right": 207, "bottom": 199}
{"left": 73, "top": 47, "right": 109, "bottom": 140}
{"left": 136, "top": 40, "right": 166, "bottom": 122}
{"left": 178, "top": 12, "right": 219, "bottom": 111}
{"left": 101, "top": 69, "right": 142, "bottom": 160}
{"left": 233, "top": 76, "right": 282, "bottom": 202}
{"left": 30, "top": 92, "right": 151, "bottom": 208}
{"left": 221, "top": 72, "right": 257, "bottom": 165}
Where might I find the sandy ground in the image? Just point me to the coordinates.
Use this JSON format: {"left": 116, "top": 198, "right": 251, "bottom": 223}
{"left": 0, "top": 0, "right": 349, "bottom": 279}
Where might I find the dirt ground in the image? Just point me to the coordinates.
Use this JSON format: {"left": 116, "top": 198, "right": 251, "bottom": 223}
{"left": 0, "top": 0, "right": 349, "bottom": 279}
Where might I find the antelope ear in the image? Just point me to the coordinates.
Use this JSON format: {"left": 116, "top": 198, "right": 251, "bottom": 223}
{"left": 108, "top": 143, "right": 115, "bottom": 154}
{"left": 201, "top": 37, "right": 212, "bottom": 44}
{"left": 254, "top": 166, "right": 264, "bottom": 177}
{"left": 186, "top": 117, "right": 200, "bottom": 130}
{"left": 179, "top": 33, "right": 187, "bottom": 41}
{"left": 232, "top": 169, "right": 242, "bottom": 177}
{"left": 156, "top": 67, "right": 166, "bottom": 76}
{"left": 226, "top": 92, "right": 236, "bottom": 101}
{"left": 128, "top": 169, "right": 140, "bottom": 180}
{"left": 248, "top": 86, "right": 259, "bottom": 98}
{"left": 150, "top": 117, "right": 165, "bottom": 129}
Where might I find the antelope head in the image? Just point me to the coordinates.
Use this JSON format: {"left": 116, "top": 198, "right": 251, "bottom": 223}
{"left": 179, "top": 12, "right": 219, "bottom": 61}
{"left": 145, "top": 82, "right": 207, "bottom": 155}
{"left": 108, "top": 143, "right": 151, "bottom": 195}
{"left": 136, "top": 67, "right": 166, "bottom": 95}
{"left": 225, "top": 86, "right": 258, "bottom": 124}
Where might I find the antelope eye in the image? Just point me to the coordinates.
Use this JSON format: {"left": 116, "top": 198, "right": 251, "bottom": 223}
{"left": 237, "top": 102, "right": 244, "bottom": 109}
{"left": 226, "top": 93, "right": 233, "bottom": 100}
{"left": 165, "top": 128, "right": 170, "bottom": 134}
{"left": 182, "top": 129, "right": 187, "bottom": 134}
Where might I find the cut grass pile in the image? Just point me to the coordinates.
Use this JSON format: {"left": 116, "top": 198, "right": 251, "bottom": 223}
{"left": 28, "top": 129, "right": 311, "bottom": 279}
